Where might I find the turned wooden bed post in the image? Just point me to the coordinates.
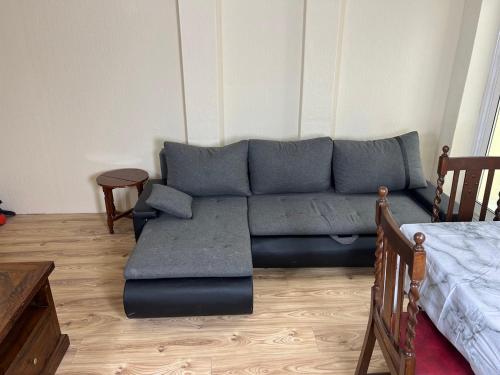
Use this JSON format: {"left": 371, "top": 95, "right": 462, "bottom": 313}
{"left": 374, "top": 186, "right": 387, "bottom": 306}
{"left": 404, "top": 233, "right": 426, "bottom": 357}
{"left": 432, "top": 146, "right": 449, "bottom": 222}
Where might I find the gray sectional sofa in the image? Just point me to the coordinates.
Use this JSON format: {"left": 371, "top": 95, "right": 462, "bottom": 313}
{"left": 124, "top": 132, "right": 445, "bottom": 318}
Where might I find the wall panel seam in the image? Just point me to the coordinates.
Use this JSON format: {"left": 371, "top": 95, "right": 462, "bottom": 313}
{"left": 297, "top": 0, "right": 307, "bottom": 139}
{"left": 216, "top": 0, "right": 225, "bottom": 145}
{"left": 176, "top": 0, "right": 189, "bottom": 144}
{"left": 331, "top": 0, "right": 347, "bottom": 139}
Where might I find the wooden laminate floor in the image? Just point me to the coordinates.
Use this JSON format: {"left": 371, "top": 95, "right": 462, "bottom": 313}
{"left": 0, "top": 214, "right": 388, "bottom": 374}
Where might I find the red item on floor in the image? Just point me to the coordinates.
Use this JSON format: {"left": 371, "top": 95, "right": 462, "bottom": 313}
{"left": 399, "top": 311, "right": 474, "bottom": 374}
{"left": 0, "top": 214, "right": 6, "bottom": 225}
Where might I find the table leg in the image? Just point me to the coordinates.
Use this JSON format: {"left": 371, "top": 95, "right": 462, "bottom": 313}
{"left": 137, "top": 182, "right": 144, "bottom": 196}
{"left": 102, "top": 187, "right": 115, "bottom": 234}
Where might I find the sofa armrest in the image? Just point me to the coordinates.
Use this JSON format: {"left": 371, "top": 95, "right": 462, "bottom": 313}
{"left": 133, "top": 179, "right": 163, "bottom": 240}
{"left": 408, "top": 180, "right": 457, "bottom": 221}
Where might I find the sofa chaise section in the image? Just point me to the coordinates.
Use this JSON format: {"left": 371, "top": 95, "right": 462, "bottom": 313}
{"left": 124, "top": 197, "right": 253, "bottom": 318}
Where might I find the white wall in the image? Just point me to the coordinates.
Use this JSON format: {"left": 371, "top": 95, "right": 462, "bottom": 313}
{"left": 1, "top": 0, "right": 186, "bottom": 213}
{"left": 449, "top": 0, "right": 500, "bottom": 157}
{"left": 0, "top": 0, "right": 471, "bottom": 213}
{"left": 430, "top": 0, "right": 500, "bottom": 198}
{"left": 436, "top": 0, "right": 483, "bottom": 168}
{"left": 336, "top": 0, "right": 464, "bottom": 178}
{"left": 222, "top": 0, "right": 304, "bottom": 141}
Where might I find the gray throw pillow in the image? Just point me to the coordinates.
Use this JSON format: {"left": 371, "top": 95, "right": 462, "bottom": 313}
{"left": 332, "top": 131, "right": 427, "bottom": 193}
{"left": 163, "top": 140, "right": 251, "bottom": 197}
{"left": 249, "top": 137, "right": 333, "bottom": 194}
{"left": 145, "top": 184, "right": 193, "bottom": 219}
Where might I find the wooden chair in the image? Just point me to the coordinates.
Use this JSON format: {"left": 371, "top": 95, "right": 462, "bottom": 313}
{"left": 432, "top": 145, "right": 500, "bottom": 222}
{"left": 355, "top": 186, "right": 426, "bottom": 375}
{"left": 355, "top": 187, "right": 473, "bottom": 375}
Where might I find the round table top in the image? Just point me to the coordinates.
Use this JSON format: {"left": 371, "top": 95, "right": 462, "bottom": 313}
{"left": 96, "top": 168, "right": 149, "bottom": 188}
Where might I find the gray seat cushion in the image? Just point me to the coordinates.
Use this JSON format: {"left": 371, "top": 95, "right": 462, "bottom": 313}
{"left": 125, "top": 197, "right": 252, "bottom": 279}
{"left": 248, "top": 191, "right": 431, "bottom": 236}
{"left": 249, "top": 137, "right": 333, "bottom": 194}
{"left": 333, "top": 132, "right": 427, "bottom": 193}
{"left": 163, "top": 140, "right": 251, "bottom": 197}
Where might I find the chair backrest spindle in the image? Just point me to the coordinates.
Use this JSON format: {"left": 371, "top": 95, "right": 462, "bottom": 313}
{"left": 480, "top": 169, "right": 495, "bottom": 221}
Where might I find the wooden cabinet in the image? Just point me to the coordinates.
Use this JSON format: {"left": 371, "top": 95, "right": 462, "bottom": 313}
{"left": 0, "top": 262, "right": 69, "bottom": 374}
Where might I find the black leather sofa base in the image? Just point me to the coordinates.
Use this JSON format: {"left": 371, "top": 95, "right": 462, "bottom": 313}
{"left": 251, "top": 235, "right": 376, "bottom": 268}
{"left": 123, "top": 277, "right": 253, "bottom": 318}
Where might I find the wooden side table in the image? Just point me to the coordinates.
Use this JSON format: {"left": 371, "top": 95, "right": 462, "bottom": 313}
{"left": 0, "top": 262, "right": 69, "bottom": 374}
{"left": 96, "top": 168, "right": 149, "bottom": 234}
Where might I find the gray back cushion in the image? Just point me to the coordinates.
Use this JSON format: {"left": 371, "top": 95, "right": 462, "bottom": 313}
{"left": 249, "top": 137, "right": 333, "bottom": 194}
{"left": 164, "top": 140, "right": 251, "bottom": 196}
{"left": 332, "top": 131, "right": 427, "bottom": 193}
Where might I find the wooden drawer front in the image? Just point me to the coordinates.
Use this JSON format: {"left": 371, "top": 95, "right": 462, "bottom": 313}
{"left": 6, "top": 306, "right": 60, "bottom": 375}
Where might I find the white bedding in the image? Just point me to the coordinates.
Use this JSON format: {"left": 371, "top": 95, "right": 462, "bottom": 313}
{"left": 401, "top": 221, "right": 500, "bottom": 375}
